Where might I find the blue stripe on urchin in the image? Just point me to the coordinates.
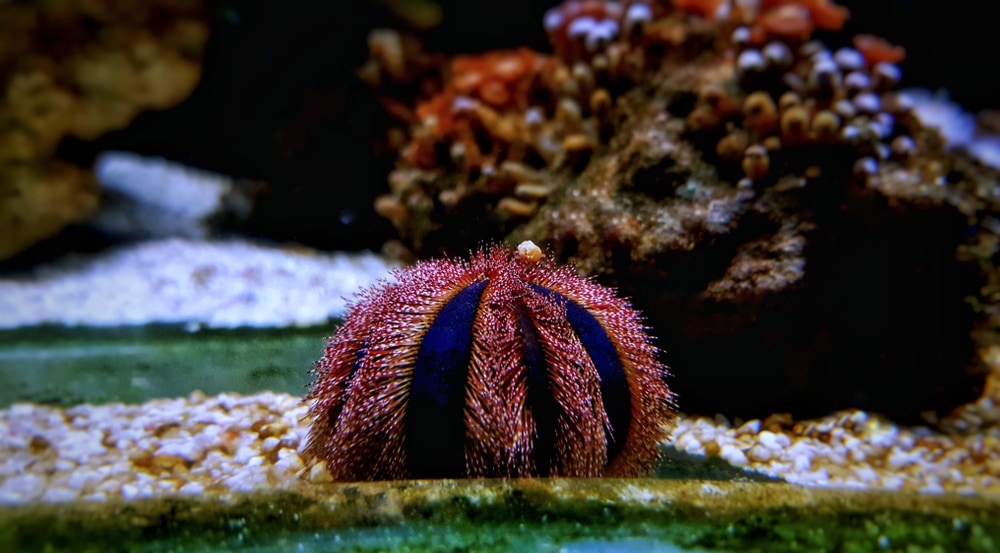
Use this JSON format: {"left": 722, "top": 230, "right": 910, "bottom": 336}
{"left": 406, "top": 278, "right": 489, "bottom": 478}
{"left": 406, "top": 273, "right": 633, "bottom": 477}
{"left": 517, "top": 301, "right": 562, "bottom": 476}
{"left": 530, "top": 284, "right": 632, "bottom": 462}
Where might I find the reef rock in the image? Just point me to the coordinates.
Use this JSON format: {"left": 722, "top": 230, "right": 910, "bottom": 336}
{"left": 371, "top": 1, "right": 997, "bottom": 422}
{"left": 0, "top": 0, "right": 208, "bottom": 260}
{"left": 512, "top": 70, "right": 989, "bottom": 423}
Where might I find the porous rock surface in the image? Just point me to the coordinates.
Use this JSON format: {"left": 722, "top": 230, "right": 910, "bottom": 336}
{"left": 373, "top": 11, "right": 1000, "bottom": 422}
{"left": 0, "top": 1, "right": 208, "bottom": 260}
{"left": 512, "top": 59, "right": 994, "bottom": 423}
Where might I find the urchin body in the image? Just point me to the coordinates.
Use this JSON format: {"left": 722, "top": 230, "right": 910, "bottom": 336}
{"left": 306, "top": 241, "right": 675, "bottom": 480}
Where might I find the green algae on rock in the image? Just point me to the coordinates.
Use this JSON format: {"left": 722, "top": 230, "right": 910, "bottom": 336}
{"left": 3, "top": 479, "right": 999, "bottom": 552}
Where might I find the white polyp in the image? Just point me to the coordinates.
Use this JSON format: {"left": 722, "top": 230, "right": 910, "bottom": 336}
{"left": 585, "top": 19, "right": 619, "bottom": 54}
{"left": 834, "top": 47, "right": 865, "bottom": 72}
{"left": 624, "top": 3, "right": 653, "bottom": 38}
{"left": 853, "top": 91, "right": 882, "bottom": 114}
{"left": 844, "top": 71, "right": 871, "bottom": 92}
{"left": 543, "top": 8, "right": 563, "bottom": 33}
{"left": 736, "top": 49, "right": 766, "bottom": 73}
{"left": 567, "top": 16, "right": 598, "bottom": 41}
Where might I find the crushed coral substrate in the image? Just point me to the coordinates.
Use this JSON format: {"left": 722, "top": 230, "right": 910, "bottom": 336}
{"left": 1, "top": 383, "right": 999, "bottom": 504}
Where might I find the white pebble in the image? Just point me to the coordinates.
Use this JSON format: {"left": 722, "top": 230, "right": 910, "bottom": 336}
{"left": 792, "top": 454, "right": 811, "bottom": 473}
{"left": 747, "top": 445, "right": 773, "bottom": 463}
{"left": 308, "top": 463, "right": 333, "bottom": 483}
{"left": 736, "top": 419, "right": 761, "bottom": 435}
{"left": 121, "top": 484, "right": 140, "bottom": 499}
{"left": 0, "top": 473, "right": 46, "bottom": 502}
{"left": 887, "top": 448, "right": 918, "bottom": 471}
{"left": 261, "top": 436, "right": 281, "bottom": 454}
{"left": 40, "top": 487, "right": 79, "bottom": 503}
{"left": 179, "top": 482, "right": 204, "bottom": 495}
{"left": 234, "top": 444, "right": 258, "bottom": 464}
{"left": 274, "top": 452, "right": 304, "bottom": 475}
{"left": 65, "top": 468, "right": 102, "bottom": 491}
{"left": 8, "top": 403, "right": 36, "bottom": 417}
{"left": 720, "top": 444, "right": 749, "bottom": 466}
{"left": 246, "top": 455, "right": 266, "bottom": 469}
{"left": 757, "top": 431, "right": 790, "bottom": 450}
{"left": 157, "top": 439, "right": 198, "bottom": 461}
{"left": 58, "top": 431, "right": 109, "bottom": 460}
{"left": 700, "top": 484, "right": 724, "bottom": 495}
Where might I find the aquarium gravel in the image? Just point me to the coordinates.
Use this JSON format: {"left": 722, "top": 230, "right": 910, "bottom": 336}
{"left": 1, "top": 386, "right": 999, "bottom": 504}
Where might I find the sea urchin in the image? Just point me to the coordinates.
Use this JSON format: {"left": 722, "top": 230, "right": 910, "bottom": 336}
{"left": 305, "top": 240, "right": 675, "bottom": 480}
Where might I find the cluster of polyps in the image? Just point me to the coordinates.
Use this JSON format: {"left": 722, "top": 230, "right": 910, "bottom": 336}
{"left": 370, "top": 0, "right": 919, "bottom": 258}
{"left": 679, "top": 0, "right": 915, "bottom": 188}
{"left": 374, "top": 3, "right": 658, "bottom": 247}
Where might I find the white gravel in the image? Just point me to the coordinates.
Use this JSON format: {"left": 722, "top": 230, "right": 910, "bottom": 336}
{"left": 667, "top": 392, "right": 1000, "bottom": 495}
{"left": 0, "top": 238, "right": 395, "bottom": 328}
{"left": 0, "top": 392, "right": 314, "bottom": 504}
{"left": 1, "top": 389, "right": 999, "bottom": 505}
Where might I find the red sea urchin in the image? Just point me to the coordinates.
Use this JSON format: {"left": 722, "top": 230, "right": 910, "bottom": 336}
{"left": 305, "top": 240, "right": 675, "bottom": 481}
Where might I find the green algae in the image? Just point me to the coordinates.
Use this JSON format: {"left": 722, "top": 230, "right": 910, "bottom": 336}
{"left": 0, "top": 324, "right": 331, "bottom": 407}
{"left": 655, "top": 444, "right": 780, "bottom": 483}
{"left": 2, "top": 480, "right": 998, "bottom": 552}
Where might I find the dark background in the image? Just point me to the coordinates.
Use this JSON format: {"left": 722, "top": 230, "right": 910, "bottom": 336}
{"left": 73, "top": 0, "right": 1000, "bottom": 252}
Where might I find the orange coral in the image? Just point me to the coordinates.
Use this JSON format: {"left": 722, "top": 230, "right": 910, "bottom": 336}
{"left": 415, "top": 47, "right": 547, "bottom": 141}
{"left": 450, "top": 48, "right": 542, "bottom": 109}
{"left": 757, "top": 4, "right": 814, "bottom": 40}
{"left": 414, "top": 93, "right": 455, "bottom": 137}
{"left": 407, "top": 48, "right": 562, "bottom": 172}
{"left": 852, "top": 34, "right": 906, "bottom": 65}
{"left": 672, "top": 0, "right": 726, "bottom": 19}
{"left": 753, "top": 0, "right": 848, "bottom": 42}
{"left": 803, "top": 0, "right": 850, "bottom": 31}
{"left": 673, "top": 0, "right": 849, "bottom": 42}
{"left": 762, "top": 0, "right": 849, "bottom": 31}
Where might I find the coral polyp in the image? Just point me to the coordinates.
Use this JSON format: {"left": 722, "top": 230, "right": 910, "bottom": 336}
{"left": 305, "top": 241, "right": 675, "bottom": 481}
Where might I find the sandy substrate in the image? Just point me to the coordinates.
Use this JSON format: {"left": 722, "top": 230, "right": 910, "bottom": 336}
{"left": 1, "top": 386, "right": 998, "bottom": 505}
{"left": 0, "top": 238, "right": 395, "bottom": 329}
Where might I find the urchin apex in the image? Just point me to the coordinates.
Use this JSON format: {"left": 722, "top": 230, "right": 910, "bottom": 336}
{"left": 305, "top": 240, "right": 675, "bottom": 481}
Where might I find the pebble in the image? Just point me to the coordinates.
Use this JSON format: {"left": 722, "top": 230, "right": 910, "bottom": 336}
{"left": 720, "top": 444, "right": 748, "bottom": 466}
{"left": 747, "top": 444, "right": 774, "bottom": 463}
{"left": 179, "top": 481, "right": 204, "bottom": 495}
